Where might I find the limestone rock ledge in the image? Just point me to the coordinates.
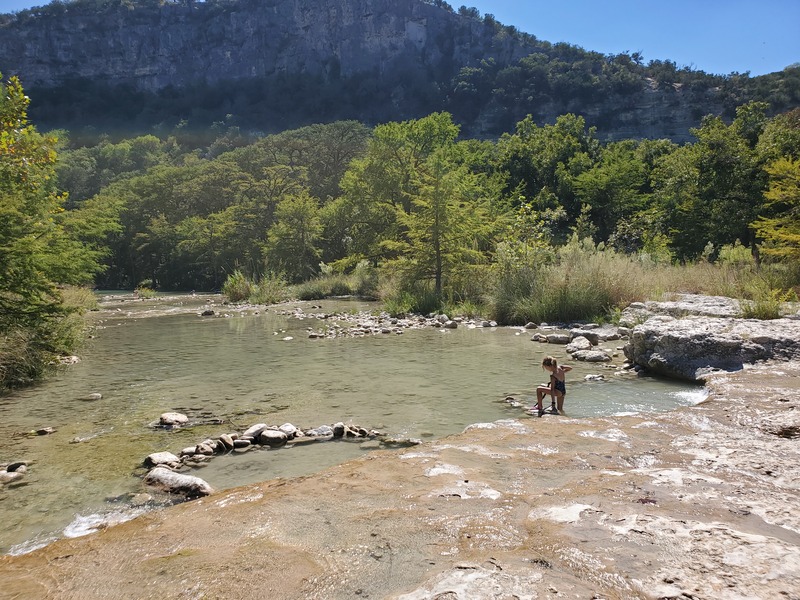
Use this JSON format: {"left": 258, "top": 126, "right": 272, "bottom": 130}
{"left": 621, "top": 293, "right": 800, "bottom": 381}
{"left": 625, "top": 314, "right": 800, "bottom": 381}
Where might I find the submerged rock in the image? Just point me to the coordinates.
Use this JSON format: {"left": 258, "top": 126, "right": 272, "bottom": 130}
{"left": 144, "top": 467, "right": 213, "bottom": 498}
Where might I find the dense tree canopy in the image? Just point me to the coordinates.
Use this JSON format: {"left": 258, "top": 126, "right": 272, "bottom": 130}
{"left": 40, "top": 101, "right": 797, "bottom": 297}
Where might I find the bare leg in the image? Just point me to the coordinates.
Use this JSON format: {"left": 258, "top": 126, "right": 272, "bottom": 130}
{"left": 535, "top": 385, "right": 551, "bottom": 415}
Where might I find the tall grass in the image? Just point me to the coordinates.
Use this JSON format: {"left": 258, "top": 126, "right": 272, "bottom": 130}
{"left": 222, "top": 271, "right": 289, "bottom": 304}
{"left": 292, "top": 260, "right": 379, "bottom": 301}
{"left": 250, "top": 274, "right": 290, "bottom": 304}
{"left": 221, "top": 270, "right": 253, "bottom": 302}
{"left": 487, "top": 238, "right": 800, "bottom": 325}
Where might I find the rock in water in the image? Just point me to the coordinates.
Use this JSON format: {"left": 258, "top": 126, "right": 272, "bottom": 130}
{"left": 545, "top": 333, "right": 571, "bottom": 344}
{"left": 143, "top": 451, "right": 181, "bottom": 467}
{"left": 159, "top": 412, "right": 189, "bottom": 427}
{"left": 242, "top": 423, "right": 268, "bottom": 438}
{"left": 565, "top": 335, "right": 592, "bottom": 354}
{"left": 144, "top": 467, "right": 213, "bottom": 498}
{"left": 0, "top": 471, "right": 24, "bottom": 485}
{"left": 259, "top": 430, "right": 288, "bottom": 448}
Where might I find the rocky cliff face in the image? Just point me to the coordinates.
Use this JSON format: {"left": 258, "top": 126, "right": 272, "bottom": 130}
{"left": 0, "top": 0, "right": 530, "bottom": 92}
{"left": 0, "top": 0, "right": 764, "bottom": 139}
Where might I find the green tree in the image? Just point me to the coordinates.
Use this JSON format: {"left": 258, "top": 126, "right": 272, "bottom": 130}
{"left": 1, "top": 75, "right": 110, "bottom": 387}
{"left": 329, "top": 113, "right": 460, "bottom": 266}
{"left": 495, "top": 113, "right": 600, "bottom": 237}
{"left": 1, "top": 75, "right": 101, "bottom": 328}
{"left": 757, "top": 108, "right": 800, "bottom": 162}
{"left": 382, "top": 147, "right": 493, "bottom": 297}
{"left": 752, "top": 158, "right": 800, "bottom": 259}
{"left": 572, "top": 140, "right": 648, "bottom": 241}
{"left": 652, "top": 106, "right": 767, "bottom": 260}
{"left": 265, "top": 191, "right": 322, "bottom": 282}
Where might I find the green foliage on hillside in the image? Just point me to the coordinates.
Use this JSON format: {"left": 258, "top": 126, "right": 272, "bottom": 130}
{"left": 5, "top": 69, "right": 800, "bottom": 392}
{"left": 43, "top": 101, "right": 799, "bottom": 321}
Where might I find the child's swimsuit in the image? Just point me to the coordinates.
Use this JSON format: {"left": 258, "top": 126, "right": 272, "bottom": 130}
{"left": 552, "top": 377, "right": 566, "bottom": 394}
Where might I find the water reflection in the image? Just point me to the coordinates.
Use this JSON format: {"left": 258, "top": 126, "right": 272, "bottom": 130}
{"left": 0, "top": 295, "right": 700, "bottom": 554}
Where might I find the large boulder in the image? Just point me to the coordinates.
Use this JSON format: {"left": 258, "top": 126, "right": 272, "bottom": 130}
{"left": 144, "top": 467, "right": 213, "bottom": 498}
{"left": 259, "top": 429, "right": 288, "bottom": 448}
{"left": 625, "top": 314, "right": 800, "bottom": 381}
{"left": 565, "top": 336, "right": 592, "bottom": 354}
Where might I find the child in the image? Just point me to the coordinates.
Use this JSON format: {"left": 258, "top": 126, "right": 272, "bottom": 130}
{"left": 535, "top": 356, "right": 572, "bottom": 417}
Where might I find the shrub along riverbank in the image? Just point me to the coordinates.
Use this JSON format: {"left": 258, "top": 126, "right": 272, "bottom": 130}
{"left": 223, "top": 235, "right": 799, "bottom": 325}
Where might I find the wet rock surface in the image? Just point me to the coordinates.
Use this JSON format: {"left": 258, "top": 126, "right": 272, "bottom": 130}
{"left": 3, "top": 360, "right": 799, "bottom": 599}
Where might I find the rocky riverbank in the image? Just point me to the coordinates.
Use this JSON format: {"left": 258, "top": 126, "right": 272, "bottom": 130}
{"left": 2, "top": 366, "right": 798, "bottom": 599}
{"left": 2, "top": 294, "right": 798, "bottom": 599}
{"left": 622, "top": 294, "right": 800, "bottom": 381}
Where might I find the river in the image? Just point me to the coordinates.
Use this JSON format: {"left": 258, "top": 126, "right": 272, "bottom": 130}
{"left": 0, "top": 293, "right": 702, "bottom": 555}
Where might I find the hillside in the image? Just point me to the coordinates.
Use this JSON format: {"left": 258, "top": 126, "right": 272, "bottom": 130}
{"left": 1, "top": 0, "right": 799, "bottom": 140}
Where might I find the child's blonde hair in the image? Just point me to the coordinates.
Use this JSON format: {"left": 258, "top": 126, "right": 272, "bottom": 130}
{"left": 542, "top": 356, "right": 558, "bottom": 369}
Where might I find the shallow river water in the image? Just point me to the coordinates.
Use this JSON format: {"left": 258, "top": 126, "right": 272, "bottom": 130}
{"left": 0, "top": 294, "right": 703, "bottom": 555}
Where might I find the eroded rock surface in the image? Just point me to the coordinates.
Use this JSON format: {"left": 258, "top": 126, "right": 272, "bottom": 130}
{"left": 3, "top": 361, "right": 799, "bottom": 600}
{"left": 625, "top": 314, "right": 800, "bottom": 381}
{"left": 619, "top": 293, "right": 744, "bottom": 326}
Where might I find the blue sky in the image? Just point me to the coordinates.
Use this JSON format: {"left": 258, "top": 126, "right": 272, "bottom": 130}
{"left": 3, "top": 0, "right": 798, "bottom": 76}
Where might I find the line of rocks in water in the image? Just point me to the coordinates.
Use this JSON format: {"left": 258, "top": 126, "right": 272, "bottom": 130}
{"left": 142, "top": 413, "right": 422, "bottom": 498}
{"left": 286, "top": 305, "right": 647, "bottom": 376}
{"left": 277, "top": 307, "right": 498, "bottom": 339}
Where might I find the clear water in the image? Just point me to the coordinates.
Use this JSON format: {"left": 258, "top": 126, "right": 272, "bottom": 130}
{"left": 0, "top": 294, "right": 702, "bottom": 554}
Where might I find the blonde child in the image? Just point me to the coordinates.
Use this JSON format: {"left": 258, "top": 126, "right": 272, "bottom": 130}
{"left": 535, "top": 356, "right": 572, "bottom": 417}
